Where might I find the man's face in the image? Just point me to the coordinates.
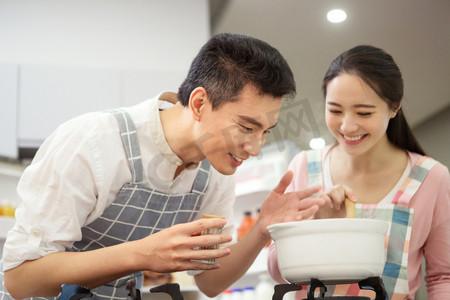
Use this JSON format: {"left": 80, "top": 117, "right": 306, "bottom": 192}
{"left": 194, "top": 85, "right": 282, "bottom": 175}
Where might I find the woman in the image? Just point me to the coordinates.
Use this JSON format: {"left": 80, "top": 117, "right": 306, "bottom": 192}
{"left": 268, "top": 45, "right": 450, "bottom": 299}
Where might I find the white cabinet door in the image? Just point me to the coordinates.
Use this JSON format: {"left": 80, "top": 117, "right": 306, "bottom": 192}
{"left": 18, "top": 65, "right": 121, "bottom": 147}
{"left": 0, "top": 64, "right": 18, "bottom": 158}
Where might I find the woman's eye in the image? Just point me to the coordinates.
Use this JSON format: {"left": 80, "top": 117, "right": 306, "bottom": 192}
{"left": 329, "top": 109, "right": 341, "bottom": 114}
{"left": 358, "top": 112, "right": 372, "bottom": 116}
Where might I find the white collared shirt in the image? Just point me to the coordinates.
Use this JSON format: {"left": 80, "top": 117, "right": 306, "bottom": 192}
{"left": 3, "top": 93, "right": 236, "bottom": 270}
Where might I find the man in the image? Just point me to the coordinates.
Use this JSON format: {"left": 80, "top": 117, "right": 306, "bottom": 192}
{"left": 2, "top": 33, "right": 324, "bottom": 299}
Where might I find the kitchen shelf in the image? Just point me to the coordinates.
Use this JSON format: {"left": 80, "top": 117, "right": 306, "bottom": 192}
{"left": 0, "top": 160, "right": 25, "bottom": 175}
{"left": 0, "top": 167, "right": 23, "bottom": 178}
{"left": 246, "top": 247, "right": 269, "bottom": 275}
{"left": 0, "top": 216, "right": 15, "bottom": 239}
{"left": 0, "top": 162, "right": 23, "bottom": 212}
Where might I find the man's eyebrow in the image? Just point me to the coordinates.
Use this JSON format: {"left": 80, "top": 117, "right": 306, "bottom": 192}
{"left": 238, "top": 115, "right": 278, "bottom": 130}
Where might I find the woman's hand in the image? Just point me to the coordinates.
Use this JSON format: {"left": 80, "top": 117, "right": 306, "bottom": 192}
{"left": 315, "top": 184, "right": 356, "bottom": 219}
{"left": 134, "top": 218, "right": 232, "bottom": 272}
{"left": 257, "top": 171, "right": 326, "bottom": 237}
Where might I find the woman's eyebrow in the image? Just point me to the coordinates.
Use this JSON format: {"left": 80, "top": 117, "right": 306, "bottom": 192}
{"left": 326, "top": 101, "right": 376, "bottom": 109}
{"left": 326, "top": 101, "right": 342, "bottom": 107}
{"left": 354, "top": 104, "right": 376, "bottom": 108}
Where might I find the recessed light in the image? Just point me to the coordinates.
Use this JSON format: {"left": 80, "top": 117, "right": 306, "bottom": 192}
{"left": 327, "top": 9, "right": 347, "bottom": 23}
{"left": 309, "top": 137, "right": 325, "bottom": 150}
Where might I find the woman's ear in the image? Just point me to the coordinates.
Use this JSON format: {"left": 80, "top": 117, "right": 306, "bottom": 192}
{"left": 390, "top": 102, "right": 402, "bottom": 118}
{"left": 189, "top": 87, "right": 210, "bottom": 121}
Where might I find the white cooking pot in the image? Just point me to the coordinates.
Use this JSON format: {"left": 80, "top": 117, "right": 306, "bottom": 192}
{"left": 268, "top": 218, "right": 389, "bottom": 284}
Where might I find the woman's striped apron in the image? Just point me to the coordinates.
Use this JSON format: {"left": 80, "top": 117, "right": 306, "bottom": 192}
{"left": 301, "top": 149, "right": 436, "bottom": 300}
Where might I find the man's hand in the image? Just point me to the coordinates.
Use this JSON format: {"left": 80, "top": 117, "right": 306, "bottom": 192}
{"left": 257, "top": 171, "right": 326, "bottom": 237}
{"left": 135, "top": 218, "right": 232, "bottom": 272}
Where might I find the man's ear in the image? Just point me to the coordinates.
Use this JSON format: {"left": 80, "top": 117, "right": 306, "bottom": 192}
{"left": 189, "top": 87, "right": 210, "bottom": 121}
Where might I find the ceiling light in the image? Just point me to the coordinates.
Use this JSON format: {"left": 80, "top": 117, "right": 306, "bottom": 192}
{"left": 327, "top": 9, "right": 347, "bottom": 23}
{"left": 309, "top": 137, "right": 325, "bottom": 150}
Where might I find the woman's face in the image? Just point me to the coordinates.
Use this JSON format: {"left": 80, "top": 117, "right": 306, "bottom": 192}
{"left": 325, "top": 73, "right": 397, "bottom": 156}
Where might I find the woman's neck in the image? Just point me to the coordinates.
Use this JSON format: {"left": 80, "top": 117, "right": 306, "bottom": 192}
{"left": 332, "top": 138, "right": 406, "bottom": 174}
{"left": 329, "top": 140, "right": 409, "bottom": 204}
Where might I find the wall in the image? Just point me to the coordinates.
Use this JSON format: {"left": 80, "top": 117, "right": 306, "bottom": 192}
{"left": 0, "top": 0, "right": 210, "bottom": 156}
{"left": 413, "top": 104, "right": 450, "bottom": 167}
{"left": 0, "top": 0, "right": 209, "bottom": 70}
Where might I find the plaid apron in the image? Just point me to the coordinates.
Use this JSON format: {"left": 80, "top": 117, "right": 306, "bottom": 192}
{"left": 0, "top": 109, "right": 211, "bottom": 300}
{"left": 302, "top": 149, "right": 436, "bottom": 300}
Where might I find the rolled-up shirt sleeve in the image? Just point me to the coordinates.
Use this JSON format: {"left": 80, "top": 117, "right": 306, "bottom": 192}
{"left": 3, "top": 112, "right": 127, "bottom": 270}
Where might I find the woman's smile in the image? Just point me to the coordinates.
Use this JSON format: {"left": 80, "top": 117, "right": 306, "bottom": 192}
{"left": 342, "top": 134, "right": 368, "bottom": 144}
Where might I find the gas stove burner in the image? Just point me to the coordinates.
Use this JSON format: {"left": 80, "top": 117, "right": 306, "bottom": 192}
{"left": 149, "top": 283, "right": 183, "bottom": 300}
{"left": 272, "top": 277, "right": 387, "bottom": 300}
{"left": 58, "top": 282, "right": 183, "bottom": 300}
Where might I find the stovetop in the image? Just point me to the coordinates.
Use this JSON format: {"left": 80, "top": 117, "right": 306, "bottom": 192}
{"left": 145, "top": 277, "right": 388, "bottom": 300}
{"left": 273, "top": 277, "right": 387, "bottom": 300}
{"left": 58, "top": 276, "right": 387, "bottom": 300}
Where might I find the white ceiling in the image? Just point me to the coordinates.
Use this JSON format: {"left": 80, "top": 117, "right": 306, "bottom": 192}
{"left": 210, "top": 0, "right": 450, "bottom": 149}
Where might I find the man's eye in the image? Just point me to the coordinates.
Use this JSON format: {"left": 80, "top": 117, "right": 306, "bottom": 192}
{"left": 240, "top": 125, "right": 253, "bottom": 132}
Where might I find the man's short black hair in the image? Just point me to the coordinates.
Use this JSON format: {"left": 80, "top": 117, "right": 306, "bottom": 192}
{"left": 178, "top": 33, "right": 296, "bottom": 108}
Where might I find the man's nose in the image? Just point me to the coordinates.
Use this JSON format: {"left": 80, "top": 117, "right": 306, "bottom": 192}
{"left": 244, "top": 135, "right": 264, "bottom": 157}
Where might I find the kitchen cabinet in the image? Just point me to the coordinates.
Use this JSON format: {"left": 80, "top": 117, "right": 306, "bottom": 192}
{"left": 17, "top": 65, "right": 122, "bottom": 148}
{"left": 0, "top": 63, "right": 18, "bottom": 158}
{"left": 14, "top": 65, "right": 187, "bottom": 151}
